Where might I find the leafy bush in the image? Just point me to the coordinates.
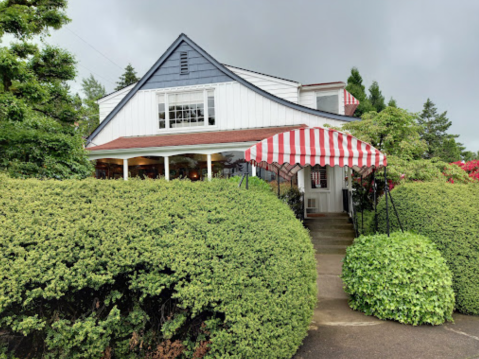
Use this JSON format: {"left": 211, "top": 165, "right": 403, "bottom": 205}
{"left": 342, "top": 232, "right": 455, "bottom": 325}
{"left": 230, "top": 176, "right": 304, "bottom": 220}
{"left": 373, "top": 182, "right": 479, "bottom": 315}
{"left": 0, "top": 176, "right": 316, "bottom": 358}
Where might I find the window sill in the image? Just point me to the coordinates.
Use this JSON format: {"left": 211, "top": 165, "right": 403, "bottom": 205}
{"left": 157, "top": 125, "right": 219, "bottom": 134}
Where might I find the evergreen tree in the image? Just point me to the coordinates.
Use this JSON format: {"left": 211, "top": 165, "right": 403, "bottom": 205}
{"left": 368, "top": 81, "right": 386, "bottom": 112}
{"left": 80, "top": 74, "right": 106, "bottom": 136}
{"left": 0, "top": 0, "right": 93, "bottom": 179}
{"left": 115, "top": 63, "right": 139, "bottom": 90}
{"left": 418, "top": 99, "right": 461, "bottom": 161}
{"left": 345, "top": 67, "right": 373, "bottom": 117}
{"left": 388, "top": 97, "right": 397, "bottom": 108}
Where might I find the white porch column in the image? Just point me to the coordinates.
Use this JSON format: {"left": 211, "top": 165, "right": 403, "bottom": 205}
{"left": 348, "top": 167, "right": 352, "bottom": 191}
{"left": 123, "top": 159, "right": 128, "bottom": 181}
{"left": 297, "top": 167, "right": 305, "bottom": 192}
{"left": 164, "top": 156, "right": 169, "bottom": 181}
{"left": 207, "top": 154, "right": 212, "bottom": 180}
{"left": 251, "top": 164, "right": 257, "bottom": 177}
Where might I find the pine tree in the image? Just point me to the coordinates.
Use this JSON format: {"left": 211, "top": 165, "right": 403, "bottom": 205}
{"left": 418, "top": 99, "right": 461, "bottom": 160}
{"left": 115, "top": 63, "right": 139, "bottom": 90}
{"left": 388, "top": 97, "right": 397, "bottom": 108}
{"left": 345, "top": 67, "right": 373, "bottom": 117}
{"left": 80, "top": 74, "right": 106, "bottom": 135}
{"left": 368, "top": 81, "right": 386, "bottom": 112}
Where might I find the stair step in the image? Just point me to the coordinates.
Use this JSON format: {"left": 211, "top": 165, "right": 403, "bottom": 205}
{"left": 316, "top": 245, "right": 348, "bottom": 254}
{"left": 305, "top": 218, "right": 351, "bottom": 225}
{"left": 307, "top": 223, "right": 355, "bottom": 230}
{"left": 305, "top": 212, "right": 348, "bottom": 218}
{"left": 309, "top": 229, "right": 356, "bottom": 238}
{"left": 317, "top": 274, "right": 349, "bottom": 299}
{"left": 311, "top": 237, "right": 354, "bottom": 246}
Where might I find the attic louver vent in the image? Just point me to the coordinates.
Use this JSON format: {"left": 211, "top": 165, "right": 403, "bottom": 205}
{"left": 180, "top": 51, "right": 189, "bottom": 75}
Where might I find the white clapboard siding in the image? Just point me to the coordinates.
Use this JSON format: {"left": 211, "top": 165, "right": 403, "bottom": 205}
{"left": 91, "top": 81, "right": 349, "bottom": 147}
{"left": 98, "top": 84, "right": 136, "bottom": 123}
{"left": 299, "top": 89, "right": 346, "bottom": 115}
{"left": 225, "top": 66, "right": 299, "bottom": 103}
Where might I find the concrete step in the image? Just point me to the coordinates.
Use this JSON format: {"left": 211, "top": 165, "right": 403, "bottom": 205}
{"left": 316, "top": 254, "right": 345, "bottom": 275}
{"left": 305, "top": 212, "right": 349, "bottom": 218}
{"left": 316, "top": 245, "right": 348, "bottom": 255}
{"left": 305, "top": 218, "right": 351, "bottom": 225}
{"left": 309, "top": 229, "right": 356, "bottom": 239}
{"left": 311, "top": 237, "right": 354, "bottom": 246}
{"left": 307, "top": 222, "right": 355, "bottom": 230}
{"left": 317, "top": 274, "right": 349, "bottom": 299}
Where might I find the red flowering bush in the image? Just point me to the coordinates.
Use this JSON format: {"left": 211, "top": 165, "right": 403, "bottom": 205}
{"left": 450, "top": 160, "right": 479, "bottom": 181}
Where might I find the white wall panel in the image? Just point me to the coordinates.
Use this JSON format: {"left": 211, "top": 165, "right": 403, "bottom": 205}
{"left": 226, "top": 66, "right": 299, "bottom": 103}
{"left": 89, "top": 81, "right": 349, "bottom": 147}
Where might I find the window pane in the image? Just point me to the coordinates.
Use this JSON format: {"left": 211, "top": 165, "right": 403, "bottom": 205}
{"left": 311, "top": 165, "right": 327, "bottom": 189}
{"left": 159, "top": 120, "right": 165, "bottom": 129}
{"left": 158, "top": 103, "right": 165, "bottom": 112}
{"left": 317, "top": 95, "right": 339, "bottom": 114}
{"left": 208, "top": 96, "right": 215, "bottom": 108}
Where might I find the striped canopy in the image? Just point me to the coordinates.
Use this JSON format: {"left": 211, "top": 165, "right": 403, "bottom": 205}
{"left": 344, "top": 90, "right": 360, "bottom": 116}
{"left": 245, "top": 127, "right": 387, "bottom": 180}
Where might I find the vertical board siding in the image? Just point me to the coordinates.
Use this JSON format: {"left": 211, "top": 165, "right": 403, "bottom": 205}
{"left": 141, "top": 42, "right": 233, "bottom": 90}
{"left": 90, "top": 81, "right": 348, "bottom": 147}
{"left": 98, "top": 84, "right": 136, "bottom": 123}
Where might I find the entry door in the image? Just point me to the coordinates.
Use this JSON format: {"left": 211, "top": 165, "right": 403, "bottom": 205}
{"left": 305, "top": 165, "right": 331, "bottom": 216}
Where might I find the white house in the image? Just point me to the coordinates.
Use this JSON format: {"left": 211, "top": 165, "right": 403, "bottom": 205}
{"left": 86, "top": 34, "right": 386, "bottom": 217}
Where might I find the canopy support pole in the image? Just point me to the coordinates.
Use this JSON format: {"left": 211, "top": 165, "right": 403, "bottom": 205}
{"left": 384, "top": 167, "right": 390, "bottom": 237}
{"left": 277, "top": 168, "right": 280, "bottom": 197}
{"left": 361, "top": 175, "right": 364, "bottom": 235}
{"left": 388, "top": 190, "right": 404, "bottom": 232}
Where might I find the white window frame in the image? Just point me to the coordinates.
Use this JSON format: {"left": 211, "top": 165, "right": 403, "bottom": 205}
{"left": 309, "top": 165, "right": 330, "bottom": 191}
{"left": 156, "top": 87, "right": 217, "bottom": 133}
{"left": 315, "top": 90, "right": 341, "bottom": 114}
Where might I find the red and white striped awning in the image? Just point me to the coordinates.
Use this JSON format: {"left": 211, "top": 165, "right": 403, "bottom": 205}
{"left": 245, "top": 127, "right": 387, "bottom": 180}
{"left": 344, "top": 90, "right": 360, "bottom": 116}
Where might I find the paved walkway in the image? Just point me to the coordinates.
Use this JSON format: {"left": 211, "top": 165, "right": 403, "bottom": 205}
{"left": 294, "top": 213, "right": 479, "bottom": 359}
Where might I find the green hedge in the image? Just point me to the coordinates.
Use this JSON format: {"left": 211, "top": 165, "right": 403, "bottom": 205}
{"left": 0, "top": 176, "right": 316, "bottom": 358}
{"left": 373, "top": 182, "right": 479, "bottom": 315}
{"left": 342, "top": 232, "right": 455, "bottom": 325}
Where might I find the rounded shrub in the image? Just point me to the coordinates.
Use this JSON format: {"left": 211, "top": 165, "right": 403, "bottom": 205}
{"left": 342, "top": 232, "right": 455, "bottom": 326}
{"left": 0, "top": 176, "right": 316, "bottom": 358}
{"left": 373, "top": 182, "right": 479, "bottom": 315}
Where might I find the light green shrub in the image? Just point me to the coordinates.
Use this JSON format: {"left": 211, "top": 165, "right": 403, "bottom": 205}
{"left": 0, "top": 176, "right": 316, "bottom": 358}
{"left": 342, "top": 232, "right": 455, "bottom": 325}
{"left": 373, "top": 182, "right": 479, "bottom": 315}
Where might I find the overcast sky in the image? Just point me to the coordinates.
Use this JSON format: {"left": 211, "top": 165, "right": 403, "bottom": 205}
{"left": 45, "top": 0, "right": 479, "bottom": 151}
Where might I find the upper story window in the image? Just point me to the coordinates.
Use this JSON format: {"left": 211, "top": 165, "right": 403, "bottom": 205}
{"left": 311, "top": 165, "right": 328, "bottom": 189}
{"left": 316, "top": 91, "right": 339, "bottom": 114}
{"left": 158, "top": 89, "right": 215, "bottom": 130}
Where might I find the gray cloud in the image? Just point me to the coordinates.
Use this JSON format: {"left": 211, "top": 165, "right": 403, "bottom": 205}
{"left": 47, "top": 0, "right": 479, "bottom": 151}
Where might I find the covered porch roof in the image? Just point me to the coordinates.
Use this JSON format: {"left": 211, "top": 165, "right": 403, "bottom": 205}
{"left": 87, "top": 125, "right": 307, "bottom": 152}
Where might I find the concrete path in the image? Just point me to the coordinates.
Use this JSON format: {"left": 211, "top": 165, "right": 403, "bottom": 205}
{"left": 294, "top": 213, "right": 479, "bottom": 359}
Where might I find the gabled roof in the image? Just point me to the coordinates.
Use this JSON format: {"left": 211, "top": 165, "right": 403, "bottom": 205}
{"left": 86, "top": 34, "right": 357, "bottom": 145}
{"left": 88, "top": 125, "right": 306, "bottom": 151}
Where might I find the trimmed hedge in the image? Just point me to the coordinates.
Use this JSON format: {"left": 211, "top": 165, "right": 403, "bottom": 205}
{"left": 0, "top": 176, "right": 317, "bottom": 358}
{"left": 373, "top": 182, "right": 479, "bottom": 315}
{"left": 342, "top": 232, "right": 455, "bottom": 325}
